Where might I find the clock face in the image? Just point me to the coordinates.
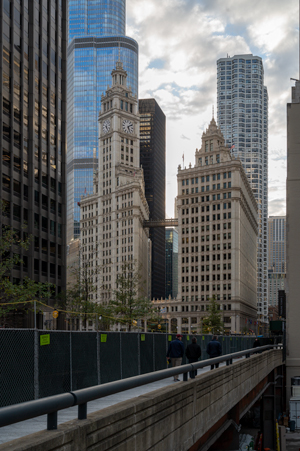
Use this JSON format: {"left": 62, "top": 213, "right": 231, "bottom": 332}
{"left": 103, "top": 119, "right": 111, "bottom": 134}
{"left": 122, "top": 119, "right": 134, "bottom": 134}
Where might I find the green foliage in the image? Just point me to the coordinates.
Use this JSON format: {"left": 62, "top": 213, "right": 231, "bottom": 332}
{"left": 110, "top": 261, "right": 155, "bottom": 331}
{"left": 59, "top": 245, "right": 112, "bottom": 330}
{"left": 0, "top": 223, "right": 53, "bottom": 326}
{"left": 0, "top": 226, "right": 29, "bottom": 280}
{"left": 202, "top": 297, "right": 224, "bottom": 334}
{"left": 60, "top": 248, "right": 98, "bottom": 327}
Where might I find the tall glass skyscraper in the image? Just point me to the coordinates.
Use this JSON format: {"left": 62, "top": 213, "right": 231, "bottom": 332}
{"left": 165, "top": 228, "right": 178, "bottom": 299}
{"left": 139, "top": 99, "right": 166, "bottom": 300}
{"left": 67, "top": 0, "right": 138, "bottom": 242}
{"left": 0, "top": 0, "right": 67, "bottom": 311}
{"left": 217, "top": 54, "right": 268, "bottom": 321}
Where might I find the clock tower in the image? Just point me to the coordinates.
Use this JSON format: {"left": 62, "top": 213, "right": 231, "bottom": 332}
{"left": 99, "top": 59, "right": 141, "bottom": 191}
{"left": 80, "top": 60, "right": 150, "bottom": 310}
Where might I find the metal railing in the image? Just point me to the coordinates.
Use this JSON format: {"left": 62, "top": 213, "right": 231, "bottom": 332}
{"left": 0, "top": 345, "right": 282, "bottom": 431}
{"left": 1, "top": 330, "right": 276, "bottom": 408}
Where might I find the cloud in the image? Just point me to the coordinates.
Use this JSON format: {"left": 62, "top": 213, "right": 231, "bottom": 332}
{"left": 268, "top": 198, "right": 286, "bottom": 216}
{"left": 126, "top": 0, "right": 296, "bottom": 216}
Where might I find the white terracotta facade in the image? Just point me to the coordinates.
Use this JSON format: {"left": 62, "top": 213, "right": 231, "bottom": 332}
{"left": 79, "top": 61, "right": 150, "bottom": 304}
{"left": 153, "top": 119, "right": 258, "bottom": 334}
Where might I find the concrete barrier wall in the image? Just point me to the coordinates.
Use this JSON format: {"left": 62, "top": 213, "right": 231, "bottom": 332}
{"left": 1, "top": 350, "right": 282, "bottom": 451}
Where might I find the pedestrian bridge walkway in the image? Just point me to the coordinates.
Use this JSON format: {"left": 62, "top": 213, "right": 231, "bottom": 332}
{"left": 0, "top": 349, "right": 283, "bottom": 451}
{"left": 1, "top": 360, "right": 225, "bottom": 444}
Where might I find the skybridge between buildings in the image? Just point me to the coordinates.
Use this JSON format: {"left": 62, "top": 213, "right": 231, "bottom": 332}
{"left": 0, "top": 347, "right": 284, "bottom": 451}
{"left": 143, "top": 218, "right": 178, "bottom": 228}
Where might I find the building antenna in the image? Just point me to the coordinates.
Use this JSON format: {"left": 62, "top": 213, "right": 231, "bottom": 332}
{"left": 212, "top": 105, "right": 214, "bottom": 119}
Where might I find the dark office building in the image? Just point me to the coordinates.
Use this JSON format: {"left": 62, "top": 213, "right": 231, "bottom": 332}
{"left": 139, "top": 99, "right": 166, "bottom": 299}
{"left": 165, "top": 227, "right": 178, "bottom": 299}
{"left": 0, "top": 1, "right": 67, "bottom": 307}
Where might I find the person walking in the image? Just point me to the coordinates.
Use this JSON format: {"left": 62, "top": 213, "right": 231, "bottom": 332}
{"left": 253, "top": 338, "right": 261, "bottom": 348}
{"left": 206, "top": 335, "right": 222, "bottom": 370}
{"left": 185, "top": 336, "right": 201, "bottom": 378}
{"left": 253, "top": 337, "right": 261, "bottom": 354}
{"left": 167, "top": 334, "right": 185, "bottom": 381}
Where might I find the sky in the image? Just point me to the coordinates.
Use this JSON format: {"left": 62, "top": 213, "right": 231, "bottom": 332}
{"left": 126, "top": 0, "right": 299, "bottom": 218}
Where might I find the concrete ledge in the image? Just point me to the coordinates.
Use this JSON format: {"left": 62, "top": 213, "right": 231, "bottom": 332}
{"left": 0, "top": 350, "right": 283, "bottom": 451}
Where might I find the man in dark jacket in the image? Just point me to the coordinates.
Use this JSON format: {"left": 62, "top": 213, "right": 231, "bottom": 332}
{"left": 253, "top": 338, "right": 261, "bottom": 353}
{"left": 253, "top": 338, "right": 261, "bottom": 348}
{"left": 186, "top": 336, "right": 201, "bottom": 378}
{"left": 206, "top": 335, "right": 222, "bottom": 370}
{"left": 167, "top": 334, "right": 185, "bottom": 381}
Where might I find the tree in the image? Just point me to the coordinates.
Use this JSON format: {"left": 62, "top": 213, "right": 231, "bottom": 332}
{"left": 110, "top": 261, "right": 155, "bottom": 331}
{"left": 202, "top": 297, "right": 224, "bottom": 335}
{"left": 0, "top": 220, "right": 53, "bottom": 327}
{"left": 58, "top": 243, "right": 112, "bottom": 330}
{"left": 59, "top": 243, "right": 98, "bottom": 329}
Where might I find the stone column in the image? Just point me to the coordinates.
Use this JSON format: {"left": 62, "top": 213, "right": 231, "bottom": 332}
{"left": 188, "top": 316, "right": 191, "bottom": 334}
{"left": 177, "top": 316, "right": 182, "bottom": 334}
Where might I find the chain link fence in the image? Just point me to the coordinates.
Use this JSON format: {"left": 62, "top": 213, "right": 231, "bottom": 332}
{"left": 0, "top": 330, "right": 282, "bottom": 407}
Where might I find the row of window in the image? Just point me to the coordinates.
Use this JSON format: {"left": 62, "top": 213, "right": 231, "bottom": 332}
{"left": 180, "top": 305, "right": 232, "bottom": 314}
{"left": 182, "top": 214, "right": 232, "bottom": 229}
{"left": 182, "top": 172, "right": 231, "bottom": 185}
{"left": 121, "top": 146, "right": 133, "bottom": 154}
{"left": 182, "top": 243, "right": 232, "bottom": 256}
{"left": 182, "top": 293, "right": 231, "bottom": 301}
{"left": 198, "top": 155, "right": 220, "bottom": 165}
{"left": 3, "top": 174, "right": 61, "bottom": 196}
{"left": 121, "top": 154, "right": 133, "bottom": 162}
{"left": 182, "top": 284, "right": 232, "bottom": 292}
{"left": 181, "top": 263, "right": 232, "bottom": 272}
{"left": 182, "top": 186, "right": 232, "bottom": 196}
{"left": 182, "top": 273, "right": 232, "bottom": 282}
{"left": 181, "top": 252, "right": 232, "bottom": 262}
{"left": 182, "top": 200, "right": 232, "bottom": 211}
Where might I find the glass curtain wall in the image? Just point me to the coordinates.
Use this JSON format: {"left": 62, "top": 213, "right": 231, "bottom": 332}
{"left": 67, "top": 0, "right": 138, "bottom": 242}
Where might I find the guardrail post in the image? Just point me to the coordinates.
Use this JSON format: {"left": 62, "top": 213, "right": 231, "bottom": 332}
{"left": 183, "top": 372, "right": 188, "bottom": 382}
{"left": 34, "top": 330, "right": 39, "bottom": 400}
{"left": 226, "top": 359, "right": 230, "bottom": 366}
{"left": 47, "top": 411, "right": 57, "bottom": 430}
{"left": 97, "top": 331, "right": 100, "bottom": 385}
{"left": 70, "top": 332, "right": 73, "bottom": 391}
{"left": 78, "top": 402, "right": 87, "bottom": 420}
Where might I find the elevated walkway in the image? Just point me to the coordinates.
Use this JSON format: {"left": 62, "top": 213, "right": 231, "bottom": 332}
{"left": 0, "top": 349, "right": 283, "bottom": 450}
{"left": 143, "top": 218, "right": 178, "bottom": 228}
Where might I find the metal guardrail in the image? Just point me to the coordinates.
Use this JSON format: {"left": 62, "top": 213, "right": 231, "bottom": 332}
{"left": 0, "top": 345, "right": 281, "bottom": 431}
